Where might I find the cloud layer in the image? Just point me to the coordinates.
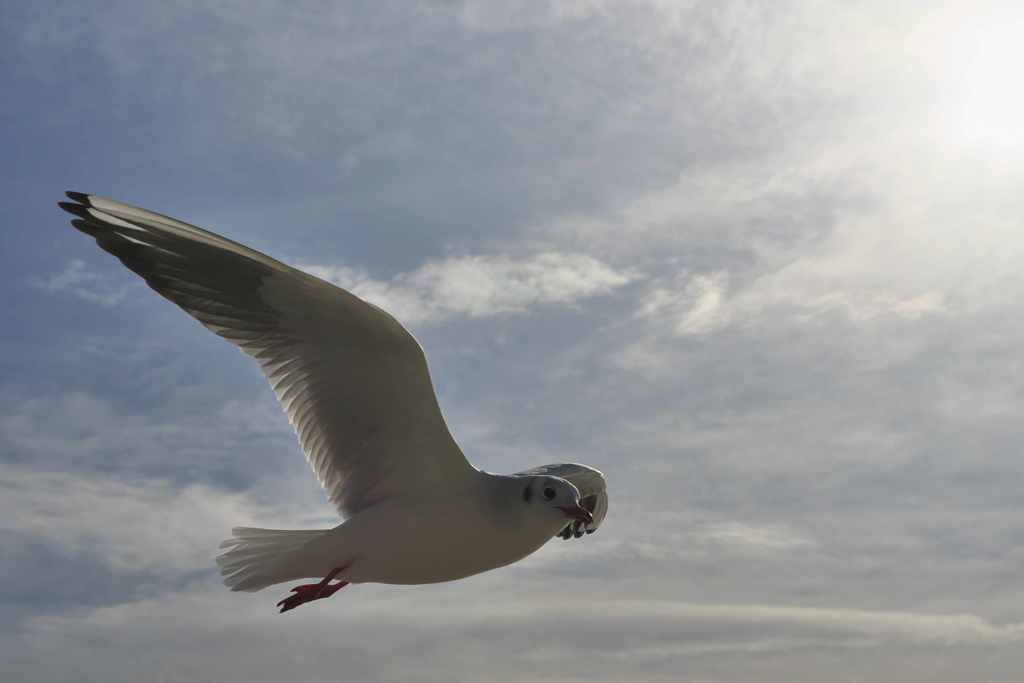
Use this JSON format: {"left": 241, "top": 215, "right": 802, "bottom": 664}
{"left": 302, "top": 251, "right": 633, "bottom": 324}
{"left": 6, "top": 1, "right": 1024, "bottom": 681}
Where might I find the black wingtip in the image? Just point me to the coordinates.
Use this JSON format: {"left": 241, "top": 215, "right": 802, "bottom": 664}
{"left": 58, "top": 201, "right": 91, "bottom": 219}
{"left": 65, "top": 191, "right": 91, "bottom": 204}
{"left": 70, "top": 218, "right": 98, "bottom": 236}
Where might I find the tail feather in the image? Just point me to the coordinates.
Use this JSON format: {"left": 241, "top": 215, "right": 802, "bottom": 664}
{"left": 217, "top": 526, "right": 329, "bottom": 592}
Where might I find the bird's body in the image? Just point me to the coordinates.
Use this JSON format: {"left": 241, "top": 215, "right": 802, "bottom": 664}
{"left": 58, "top": 191, "right": 608, "bottom": 612}
{"left": 250, "top": 473, "right": 569, "bottom": 589}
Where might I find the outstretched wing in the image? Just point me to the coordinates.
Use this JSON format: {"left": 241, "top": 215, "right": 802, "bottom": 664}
{"left": 59, "top": 191, "right": 475, "bottom": 517}
{"left": 516, "top": 463, "right": 607, "bottom": 540}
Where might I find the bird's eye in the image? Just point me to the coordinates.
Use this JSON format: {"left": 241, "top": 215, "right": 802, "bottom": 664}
{"left": 543, "top": 487, "right": 556, "bottom": 501}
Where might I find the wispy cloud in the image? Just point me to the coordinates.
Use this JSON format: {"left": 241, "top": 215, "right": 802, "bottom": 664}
{"left": 696, "top": 522, "right": 816, "bottom": 552}
{"left": 0, "top": 463, "right": 253, "bottom": 578}
{"left": 0, "top": 387, "right": 296, "bottom": 483}
{"left": 638, "top": 269, "right": 948, "bottom": 339}
{"left": 302, "top": 251, "right": 633, "bottom": 325}
{"left": 7, "top": 585, "right": 1022, "bottom": 683}
{"left": 638, "top": 271, "right": 732, "bottom": 336}
{"left": 29, "top": 259, "right": 131, "bottom": 307}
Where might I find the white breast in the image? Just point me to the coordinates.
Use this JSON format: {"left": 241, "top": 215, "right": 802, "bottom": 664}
{"left": 296, "top": 492, "right": 564, "bottom": 585}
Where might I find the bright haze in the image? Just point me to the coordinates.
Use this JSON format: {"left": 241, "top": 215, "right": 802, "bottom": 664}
{"left": 3, "top": 2, "right": 1024, "bottom": 682}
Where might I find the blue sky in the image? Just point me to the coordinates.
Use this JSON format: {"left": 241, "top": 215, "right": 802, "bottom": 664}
{"left": 5, "top": 1, "right": 1024, "bottom": 681}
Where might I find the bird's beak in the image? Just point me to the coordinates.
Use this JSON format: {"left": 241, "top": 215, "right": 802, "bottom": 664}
{"left": 558, "top": 503, "right": 593, "bottom": 525}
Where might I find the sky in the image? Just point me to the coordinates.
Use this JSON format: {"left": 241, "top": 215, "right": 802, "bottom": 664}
{"left": 3, "top": 1, "right": 1024, "bottom": 681}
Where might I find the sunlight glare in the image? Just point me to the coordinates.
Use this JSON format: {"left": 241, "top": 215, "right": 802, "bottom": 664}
{"left": 956, "top": 17, "right": 1024, "bottom": 146}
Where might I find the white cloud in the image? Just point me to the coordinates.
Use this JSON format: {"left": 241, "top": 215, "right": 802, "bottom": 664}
{"left": 639, "top": 271, "right": 732, "bottom": 336}
{"left": 29, "top": 259, "right": 131, "bottom": 307}
{"left": 301, "top": 251, "right": 633, "bottom": 325}
{"left": 697, "top": 522, "right": 816, "bottom": 552}
{"left": 0, "top": 465, "right": 243, "bottom": 577}
{"left": 630, "top": 237, "right": 951, "bottom": 339}
{"left": 729, "top": 272, "right": 949, "bottom": 329}
{"left": 0, "top": 386, "right": 296, "bottom": 479}
{"left": 0, "top": 463, "right": 325, "bottom": 579}
{"left": 8, "top": 584, "right": 1024, "bottom": 683}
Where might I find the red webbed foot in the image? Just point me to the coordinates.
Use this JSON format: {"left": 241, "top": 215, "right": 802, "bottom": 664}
{"left": 276, "top": 580, "right": 348, "bottom": 613}
{"left": 276, "top": 566, "right": 349, "bottom": 614}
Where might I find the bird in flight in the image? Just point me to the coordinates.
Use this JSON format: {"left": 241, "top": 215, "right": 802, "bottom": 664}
{"left": 58, "top": 192, "right": 608, "bottom": 613}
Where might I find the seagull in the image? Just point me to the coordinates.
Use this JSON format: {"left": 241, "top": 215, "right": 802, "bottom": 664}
{"left": 58, "top": 192, "right": 608, "bottom": 613}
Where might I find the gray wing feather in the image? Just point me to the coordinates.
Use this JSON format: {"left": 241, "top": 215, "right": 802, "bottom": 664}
{"left": 59, "top": 192, "right": 474, "bottom": 517}
{"left": 515, "top": 462, "right": 608, "bottom": 540}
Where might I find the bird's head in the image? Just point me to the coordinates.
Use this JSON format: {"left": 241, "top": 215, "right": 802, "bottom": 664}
{"left": 519, "top": 475, "right": 593, "bottom": 525}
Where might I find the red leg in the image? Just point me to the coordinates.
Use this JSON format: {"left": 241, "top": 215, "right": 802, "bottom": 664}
{"left": 277, "top": 566, "right": 350, "bottom": 614}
